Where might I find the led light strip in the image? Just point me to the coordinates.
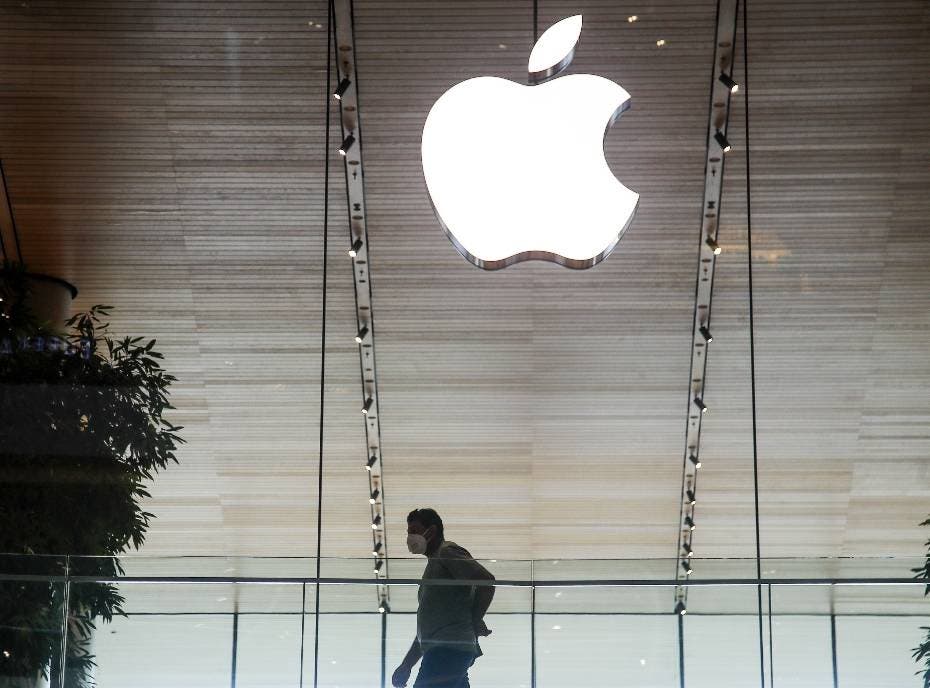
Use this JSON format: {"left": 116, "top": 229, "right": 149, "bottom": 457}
{"left": 331, "top": 0, "right": 390, "bottom": 613}
{"left": 674, "top": 0, "right": 741, "bottom": 616}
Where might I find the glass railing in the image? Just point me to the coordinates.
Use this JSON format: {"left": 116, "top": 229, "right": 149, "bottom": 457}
{"left": 1, "top": 555, "right": 926, "bottom": 687}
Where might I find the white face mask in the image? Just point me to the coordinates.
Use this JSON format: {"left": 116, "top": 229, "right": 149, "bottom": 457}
{"left": 406, "top": 533, "right": 428, "bottom": 555}
{"left": 406, "top": 529, "right": 431, "bottom": 555}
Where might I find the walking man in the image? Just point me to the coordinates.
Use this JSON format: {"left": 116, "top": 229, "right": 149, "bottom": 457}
{"left": 392, "top": 508, "right": 495, "bottom": 688}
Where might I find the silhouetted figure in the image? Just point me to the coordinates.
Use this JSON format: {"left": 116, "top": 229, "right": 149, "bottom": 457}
{"left": 392, "top": 508, "right": 495, "bottom": 688}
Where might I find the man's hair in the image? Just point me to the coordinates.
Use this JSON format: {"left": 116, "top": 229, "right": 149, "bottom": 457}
{"left": 407, "top": 508, "right": 444, "bottom": 541}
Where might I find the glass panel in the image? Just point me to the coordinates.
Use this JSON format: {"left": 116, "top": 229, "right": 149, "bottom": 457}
{"left": 769, "top": 584, "right": 835, "bottom": 687}
{"left": 536, "top": 585, "right": 680, "bottom": 688}
{"left": 470, "top": 585, "right": 531, "bottom": 688}
{"left": 316, "top": 581, "right": 382, "bottom": 688}
{"left": 837, "top": 616, "right": 926, "bottom": 688}
{"left": 834, "top": 583, "right": 928, "bottom": 688}
{"left": 94, "top": 611, "right": 231, "bottom": 688}
{"left": 0, "top": 569, "right": 65, "bottom": 688}
{"left": 232, "top": 585, "right": 307, "bottom": 688}
{"left": 681, "top": 584, "right": 764, "bottom": 687}
{"left": 82, "top": 582, "right": 242, "bottom": 688}
{"left": 316, "top": 610, "right": 381, "bottom": 688}
{"left": 385, "top": 601, "right": 417, "bottom": 687}
{"left": 770, "top": 615, "right": 834, "bottom": 687}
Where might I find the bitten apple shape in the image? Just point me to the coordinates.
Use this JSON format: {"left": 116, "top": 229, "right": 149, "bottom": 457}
{"left": 421, "top": 15, "right": 639, "bottom": 270}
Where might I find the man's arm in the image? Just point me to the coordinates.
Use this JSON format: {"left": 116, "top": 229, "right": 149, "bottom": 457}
{"left": 392, "top": 638, "right": 422, "bottom": 687}
{"left": 441, "top": 546, "right": 496, "bottom": 632}
{"left": 401, "top": 637, "right": 422, "bottom": 669}
{"left": 471, "top": 575, "right": 495, "bottom": 634}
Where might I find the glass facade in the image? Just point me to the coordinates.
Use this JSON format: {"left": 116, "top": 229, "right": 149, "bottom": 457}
{"left": 1, "top": 556, "right": 926, "bottom": 687}
{"left": 1, "top": 1, "right": 928, "bottom": 686}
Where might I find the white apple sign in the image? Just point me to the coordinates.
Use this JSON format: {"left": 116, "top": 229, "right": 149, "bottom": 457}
{"left": 422, "top": 15, "right": 639, "bottom": 270}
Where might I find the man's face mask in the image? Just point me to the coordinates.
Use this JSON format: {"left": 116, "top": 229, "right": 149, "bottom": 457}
{"left": 406, "top": 526, "right": 433, "bottom": 555}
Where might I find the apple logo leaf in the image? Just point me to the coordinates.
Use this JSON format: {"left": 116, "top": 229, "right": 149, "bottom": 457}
{"left": 528, "top": 15, "right": 582, "bottom": 84}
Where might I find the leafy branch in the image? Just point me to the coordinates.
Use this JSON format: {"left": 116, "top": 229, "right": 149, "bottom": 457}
{"left": 912, "top": 517, "right": 930, "bottom": 688}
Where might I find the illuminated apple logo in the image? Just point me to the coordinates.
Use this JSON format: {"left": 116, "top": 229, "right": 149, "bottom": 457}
{"left": 421, "top": 15, "right": 639, "bottom": 270}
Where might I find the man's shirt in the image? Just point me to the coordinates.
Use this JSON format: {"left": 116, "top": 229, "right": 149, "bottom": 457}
{"left": 416, "top": 540, "right": 490, "bottom": 655}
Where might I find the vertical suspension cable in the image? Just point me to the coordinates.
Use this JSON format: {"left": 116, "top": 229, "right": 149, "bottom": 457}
{"left": 533, "top": 0, "right": 538, "bottom": 43}
{"left": 768, "top": 584, "right": 775, "bottom": 686}
{"left": 230, "top": 609, "right": 240, "bottom": 688}
{"left": 298, "top": 582, "right": 307, "bottom": 688}
{"left": 530, "top": 5, "right": 538, "bottom": 680}
{"left": 530, "top": 0, "right": 537, "bottom": 666}
{"left": 380, "top": 609, "right": 388, "bottom": 688}
{"left": 313, "top": 3, "right": 335, "bottom": 687}
{"left": 740, "top": 0, "right": 765, "bottom": 685}
{"left": 678, "top": 611, "right": 686, "bottom": 688}
{"left": 530, "top": 563, "right": 536, "bottom": 688}
{"left": 530, "top": 3, "right": 538, "bottom": 678}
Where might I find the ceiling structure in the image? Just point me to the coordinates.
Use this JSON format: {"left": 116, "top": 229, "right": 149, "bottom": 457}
{"left": 1, "top": 0, "right": 929, "bottom": 577}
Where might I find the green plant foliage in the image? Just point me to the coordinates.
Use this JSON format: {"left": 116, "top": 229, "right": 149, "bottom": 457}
{"left": 913, "top": 517, "right": 930, "bottom": 688}
{"left": 0, "top": 262, "right": 183, "bottom": 687}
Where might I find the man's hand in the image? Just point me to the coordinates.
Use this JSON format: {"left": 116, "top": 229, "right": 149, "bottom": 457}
{"left": 474, "top": 618, "right": 492, "bottom": 637}
{"left": 392, "top": 663, "right": 412, "bottom": 688}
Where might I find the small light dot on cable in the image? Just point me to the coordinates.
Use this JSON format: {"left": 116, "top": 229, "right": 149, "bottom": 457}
{"left": 628, "top": 15, "right": 638, "bottom": 23}
{"left": 656, "top": 39, "right": 666, "bottom": 47}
